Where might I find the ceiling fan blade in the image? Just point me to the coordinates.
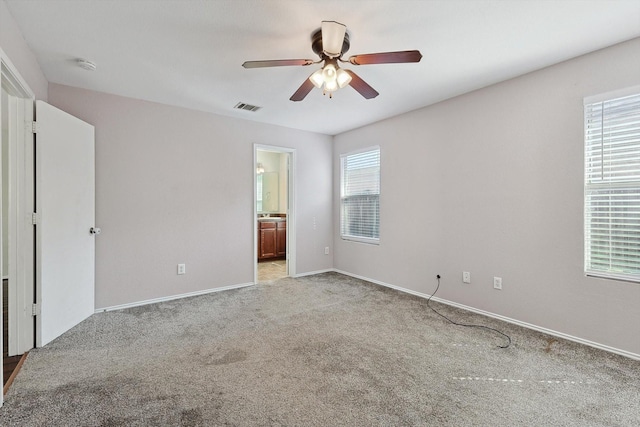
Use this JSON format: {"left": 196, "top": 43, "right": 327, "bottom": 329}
{"left": 290, "top": 78, "right": 315, "bottom": 102}
{"left": 321, "top": 21, "right": 347, "bottom": 58}
{"left": 348, "top": 50, "right": 422, "bottom": 65}
{"left": 344, "top": 70, "right": 379, "bottom": 99}
{"left": 242, "top": 59, "right": 314, "bottom": 68}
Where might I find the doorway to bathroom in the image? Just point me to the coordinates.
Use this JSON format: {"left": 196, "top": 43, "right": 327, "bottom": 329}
{"left": 254, "top": 145, "right": 295, "bottom": 283}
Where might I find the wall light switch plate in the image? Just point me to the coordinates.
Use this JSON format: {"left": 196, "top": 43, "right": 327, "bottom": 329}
{"left": 493, "top": 276, "right": 502, "bottom": 290}
{"left": 177, "top": 263, "right": 186, "bottom": 275}
{"left": 463, "top": 271, "right": 471, "bottom": 283}
{"left": 324, "top": 247, "right": 330, "bottom": 255}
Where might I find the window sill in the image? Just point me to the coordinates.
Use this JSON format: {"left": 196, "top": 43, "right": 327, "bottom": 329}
{"left": 341, "top": 235, "right": 380, "bottom": 245}
{"left": 585, "top": 271, "right": 640, "bottom": 284}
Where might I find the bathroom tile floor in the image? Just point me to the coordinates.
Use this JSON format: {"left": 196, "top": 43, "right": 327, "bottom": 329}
{"left": 257, "top": 259, "right": 287, "bottom": 282}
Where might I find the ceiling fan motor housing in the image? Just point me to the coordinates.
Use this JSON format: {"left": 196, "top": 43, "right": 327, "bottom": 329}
{"left": 311, "top": 28, "right": 350, "bottom": 58}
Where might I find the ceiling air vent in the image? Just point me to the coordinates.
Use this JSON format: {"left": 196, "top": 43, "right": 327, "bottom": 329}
{"left": 234, "top": 102, "right": 261, "bottom": 112}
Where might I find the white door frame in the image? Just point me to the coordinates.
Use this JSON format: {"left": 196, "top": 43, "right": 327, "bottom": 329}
{"left": 254, "top": 144, "right": 296, "bottom": 283}
{"left": 1, "top": 48, "right": 36, "bottom": 406}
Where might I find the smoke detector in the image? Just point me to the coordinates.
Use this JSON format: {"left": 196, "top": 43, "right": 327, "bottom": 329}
{"left": 76, "top": 59, "right": 97, "bottom": 71}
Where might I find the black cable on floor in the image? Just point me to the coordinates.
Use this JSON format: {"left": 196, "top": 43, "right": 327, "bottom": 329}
{"left": 426, "top": 275, "right": 511, "bottom": 349}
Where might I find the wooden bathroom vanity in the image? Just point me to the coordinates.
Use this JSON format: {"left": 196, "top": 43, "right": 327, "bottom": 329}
{"left": 258, "top": 218, "right": 286, "bottom": 260}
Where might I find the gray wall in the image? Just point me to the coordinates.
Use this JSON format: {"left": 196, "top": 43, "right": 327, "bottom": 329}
{"left": 333, "top": 38, "right": 640, "bottom": 356}
{"left": 49, "top": 84, "right": 334, "bottom": 309}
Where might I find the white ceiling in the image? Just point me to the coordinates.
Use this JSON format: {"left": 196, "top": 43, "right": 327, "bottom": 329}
{"left": 5, "top": 0, "right": 640, "bottom": 135}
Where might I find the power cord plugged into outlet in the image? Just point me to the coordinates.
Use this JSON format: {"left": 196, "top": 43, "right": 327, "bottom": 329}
{"left": 427, "top": 274, "right": 511, "bottom": 349}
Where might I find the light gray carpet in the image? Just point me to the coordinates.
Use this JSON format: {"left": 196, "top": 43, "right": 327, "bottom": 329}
{"left": 1, "top": 272, "right": 638, "bottom": 426}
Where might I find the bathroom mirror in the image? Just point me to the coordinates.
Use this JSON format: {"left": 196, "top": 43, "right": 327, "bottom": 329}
{"left": 257, "top": 171, "right": 279, "bottom": 213}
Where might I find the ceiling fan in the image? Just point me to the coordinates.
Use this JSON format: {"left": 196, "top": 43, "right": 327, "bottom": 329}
{"left": 242, "top": 21, "right": 422, "bottom": 101}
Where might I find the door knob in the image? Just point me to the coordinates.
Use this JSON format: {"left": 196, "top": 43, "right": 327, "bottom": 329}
{"left": 90, "top": 227, "right": 101, "bottom": 235}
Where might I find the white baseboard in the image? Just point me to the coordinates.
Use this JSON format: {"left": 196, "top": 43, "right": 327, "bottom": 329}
{"left": 96, "top": 282, "right": 255, "bottom": 313}
{"left": 333, "top": 269, "right": 640, "bottom": 361}
{"left": 293, "top": 268, "right": 334, "bottom": 278}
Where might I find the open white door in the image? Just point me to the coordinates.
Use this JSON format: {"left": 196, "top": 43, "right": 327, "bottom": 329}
{"left": 35, "top": 100, "right": 95, "bottom": 347}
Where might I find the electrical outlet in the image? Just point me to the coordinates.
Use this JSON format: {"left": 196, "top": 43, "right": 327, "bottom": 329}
{"left": 324, "top": 246, "right": 330, "bottom": 255}
{"left": 463, "top": 271, "right": 471, "bottom": 283}
{"left": 177, "top": 263, "right": 186, "bottom": 275}
{"left": 493, "top": 276, "right": 502, "bottom": 290}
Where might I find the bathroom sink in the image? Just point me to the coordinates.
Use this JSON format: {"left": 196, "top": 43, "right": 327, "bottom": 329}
{"left": 257, "top": 217, "right": 284, "bottom": 221}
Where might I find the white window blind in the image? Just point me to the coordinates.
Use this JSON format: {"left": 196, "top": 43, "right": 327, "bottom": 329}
{"left": 585, "top": 92, "right": 640, "bottom": 282}
{"left": 341, "top": 148, "right": 380, "bottom": 243}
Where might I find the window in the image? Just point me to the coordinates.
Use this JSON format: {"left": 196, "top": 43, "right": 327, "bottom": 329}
{"left": 584, "top": 90, "right": 640, "bottom": 282}
{"left": 340, "top": 147, "right": 380, "bottom": 244}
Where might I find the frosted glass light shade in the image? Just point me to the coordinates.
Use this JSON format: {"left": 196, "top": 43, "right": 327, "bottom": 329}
{"left": 322, "top": 64, "right": 337, "bottom": 81}
{"left": 321, "top": 21, "right": 347, "bottom": 58}
{"left": 336, "top": 68, "right": 352, "bottom": 88}
{"left": 309, "top": 69, "right": 324, "bottom": 88}
{"left": 324, "top": 79, "right": 338, "bottom": 92}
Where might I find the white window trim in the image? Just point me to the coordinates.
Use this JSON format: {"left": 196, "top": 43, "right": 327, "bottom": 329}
{"left": 584, "top": 85, "right": 640, "bottom": 106}
{"left": 583, "top": 87, "right": 640, "bottom": 283}
{"left": 340, "top": 146, "right": 381, "bottom": 245}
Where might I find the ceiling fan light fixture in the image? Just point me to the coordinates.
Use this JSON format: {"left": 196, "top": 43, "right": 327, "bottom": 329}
{"left": 308, "top": 61, "right": 351, "bottom": 95}
{"left": 321, "top": 21, "right": 347, "bottom": 58}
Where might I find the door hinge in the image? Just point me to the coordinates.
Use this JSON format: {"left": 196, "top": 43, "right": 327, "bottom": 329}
{"left": 27, "top": 121, "right": 40, "bottom": 134}
{"left": 32, "top": 212, "right": 40, "bottom": 225}
{"left": 32, "top": 303, "right": 41, "bottom": 316}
